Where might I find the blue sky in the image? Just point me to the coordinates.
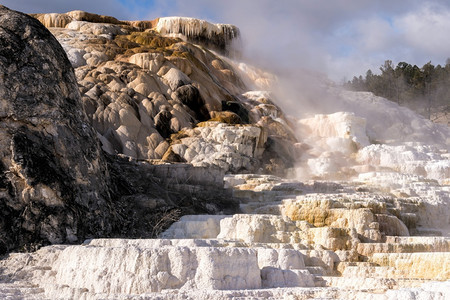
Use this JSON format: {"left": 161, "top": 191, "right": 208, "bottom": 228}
{"left": 3, "top": 0, "right": 450, "bottom": 82}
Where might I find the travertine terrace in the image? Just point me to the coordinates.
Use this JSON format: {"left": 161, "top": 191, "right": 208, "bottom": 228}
{"left": 0, "top": 6, "right": 448, "bottom": 300}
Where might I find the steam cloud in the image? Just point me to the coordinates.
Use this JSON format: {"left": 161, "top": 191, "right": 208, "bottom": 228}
{"left": 148, "top": 0, "right": 450, "bottom": 83}
{"left": 5, "top": 0, "right": 450, "bottom": 82}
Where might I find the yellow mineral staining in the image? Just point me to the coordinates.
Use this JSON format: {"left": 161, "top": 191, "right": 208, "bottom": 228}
{"left": 209, "top": 111, "right": 242, "bottom": 124}
{"left": 281, "top": 196, "right": 410, "bottom": 242}
{"left": 125, "top": 31, "right": 180, "bottom": 48}
{"left": 371, "top": 252, "right": 450, "bottom": 280}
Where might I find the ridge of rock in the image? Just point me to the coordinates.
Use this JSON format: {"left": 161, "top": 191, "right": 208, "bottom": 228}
{"left": 31, "top": 11, "right": 239, "bottom": 54}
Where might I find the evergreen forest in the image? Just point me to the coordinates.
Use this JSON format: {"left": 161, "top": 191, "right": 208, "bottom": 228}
{"left": 345, "top": 60, "right": 450, "bottom": 121}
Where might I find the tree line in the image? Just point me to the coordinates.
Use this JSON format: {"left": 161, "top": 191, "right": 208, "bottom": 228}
{"left": 344, "top": 60, "right": 450, "bottom": 120}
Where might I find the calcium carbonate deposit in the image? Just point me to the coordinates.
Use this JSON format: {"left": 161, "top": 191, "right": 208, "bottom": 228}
{"left": 0, "top": 8, "right": 448, "bottom": 300}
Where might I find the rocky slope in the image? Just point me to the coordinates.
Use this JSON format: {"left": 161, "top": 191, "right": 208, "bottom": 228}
{"left": 0, "top": 6, "right": 448, "bottom": 300}
{"left": 30, "top": 10, "right": 296, "bottom": 176}
{"left": 0, "top": 6, "right": 240, "bottom": 254}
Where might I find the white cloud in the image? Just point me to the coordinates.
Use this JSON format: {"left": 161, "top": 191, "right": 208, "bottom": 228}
{"left": 331, "top": 2, "right": 450, "bottom": 79}
{"left": 157, "top": 0, "right": 450, "bottom": 79}
{"left": 356, "top": 18, "right": 397, "bottom": 52}
{"left": 395, "top": 3, "right": 450, "bottom": 60}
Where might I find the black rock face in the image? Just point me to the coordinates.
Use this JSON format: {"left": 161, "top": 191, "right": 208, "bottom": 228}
{"left": 173, "top": 84, "right": 209, "bottom": 121}
{"left": 0, "top": 6, "right": 118, "bottom": 253}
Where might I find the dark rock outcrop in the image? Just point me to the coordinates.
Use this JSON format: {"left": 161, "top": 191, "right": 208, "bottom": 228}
{"left": 173, "top": 84, "right": 209, "bottom": 121}
{"left": 108, "top": 156, "right": 239, "bottom": 238}
{"left": 0, "top": 6, "right": 119, "bottom": 253}
{"left": 222, "top": 99, "right": 250, "bottom": 124}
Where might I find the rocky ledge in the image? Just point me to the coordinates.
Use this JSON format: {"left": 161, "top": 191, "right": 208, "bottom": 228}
{"left": 0, "top": 174, "right": 448, "bottom": 299}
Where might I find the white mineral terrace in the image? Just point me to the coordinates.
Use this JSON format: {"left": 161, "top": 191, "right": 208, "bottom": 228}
{"left": 0, "top": 171, "right": 449, "bottom": 299}
{"left": 0, "top": 13, "right": 449, "bottom": 299}
{"left": 1, "top": 89, "right": 449, "bottom": 298}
